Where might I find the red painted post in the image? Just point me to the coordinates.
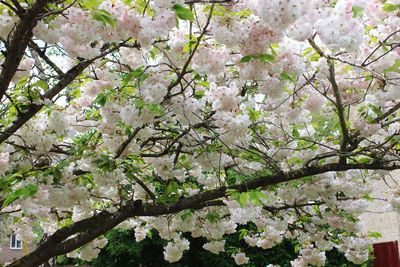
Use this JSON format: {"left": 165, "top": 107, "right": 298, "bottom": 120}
{"left": 373, "top": 241, "right": 400, "bottom": 267}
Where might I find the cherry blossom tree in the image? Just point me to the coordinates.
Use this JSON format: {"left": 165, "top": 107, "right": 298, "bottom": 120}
{"left": 0, "top": 0, "right": 400, "bottom": 266}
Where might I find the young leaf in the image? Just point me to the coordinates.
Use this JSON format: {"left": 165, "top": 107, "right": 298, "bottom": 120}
{"left": 3, "top": 184, "right": 38, "bottom": 207}
{"left": 240, "top": 54, "right": 274, "bottom": 63}
{"left": 367, "top": 231, "right": 382, "bottom": 239}
{"left": 240, "top": 55, "right": 253, "bottom": 63}
{"left": 82, "top": 0, "right": 103, "bottom": 9}
{"left": 92, "top": 9, "right": 117, "bottom": 27}
{"left": 351, "top": 5, "right": 364, "bottom": 18}
{"left": 193, "top": 90, "right": 205, "bottom": 99}
{"left": 382, "top": 3, "right": 400, "bottom": 12}
{"left": 172, "top": 4, "right": 194, "bottom": 21}
{"left": 257, "top": 54, "right": 274, "bottom": 62}
{"left": 280, "top": 72, "right": 296, "bottom": 82}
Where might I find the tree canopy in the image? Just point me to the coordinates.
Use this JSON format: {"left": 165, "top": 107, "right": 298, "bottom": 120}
{"left": 0, "top": 0, "right": 400, "bottom": 266}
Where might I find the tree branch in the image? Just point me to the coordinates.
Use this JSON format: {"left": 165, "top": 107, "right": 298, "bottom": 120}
{"left": 0, "top": 0, "right": 52, "bottom": 102}
{"left": 308, "top": 38, "right": 351, "bottom": 162}
{"left": 0, "top": 42, "right": 126, "bottom": 144}
{"left": 114, "top": 126, "right": 143, "bottom": 159}
{"left": 8, "top": 161, "right": 400, "bottom": 267}
{"left": 163, "top": 4, "right": 214, "bottom": 101}
{"left": 28, "top": 41, "right": 65, "bottom": 77}
{"left": 327, "top": 61, "right": 351, "bottom": 145}
{"left": 373, "top": 102, "right": 400, "bottom": 124}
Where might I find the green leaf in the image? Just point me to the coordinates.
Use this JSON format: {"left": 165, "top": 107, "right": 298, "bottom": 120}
{"left": 367, "top": 231, "right": 382, "bottom": 239}
{"left": 382, "top": 3, "right": 400, "bottom": 12}
{"left": 292, "top": 127, "right": 300, "bottom": 138}
{"left": 0, "top": 176, "right": 17, "bottom": 190}
{"left": 197, "top": 81, "right": 209, "bottom": 89}
{"left": 180, "top": 210, "right": 194, "bottom": 221}
{"left": 363, "top": 193, "right": 373, "bottom": 201}
{"left": 238, "top": 229, "right": 249, "bottom": 240}
{"left": 309, "top": 52, "right": 321, "bottom": 61}
{"left": 146, "top": 230, "right": 153, "bottom": 239}
{"left": 258, "top": 54, "right": 274, "bottom": 62}
{"left": 82, "top": 0, "right": 103, "bottom": 9}
{"left": 240, "top": 55, "right": 252, "bottom": 63}
{"left": 34, "top": 80, "right": 48, "bottom": 90}
{"left": 203, "top": 4, "right": 226, "bottom": 16}
{"left": 303, "top": 47, "right": 314, "bottom": 56}
{"left": 3, "top": 184, "right": 38, "bottom": 207}
{"left": 270, "top": 43, "right": 279, "bottom": 52}
{"left": 158, "top": 181, "right": 180, "bottom": 204}
{"left": 248, "top": 109, "right": 260, "bottom": 122}
{"left": 239, "top": 193, "right": 249, "bottom": 206}
{"left": 384, "top": 59, "right": 400, "bottom": 74}
{"left": 132, "top": 66, "right": 145, "bottom": 78}
{"left": 172, "top": 4, "right": 194, "bottom": 21}
{"left": 249, "top": 192, "right": 263, "bottom": 206}
{"left": 230, "top": 9, "right": 252, "bottom": 18}
{"left": 136, "top": 0, "right": 154, "bottom": 16}
{"left": 226, "top": 189, "right": 239, "bottom": 195}
{"left": 147, "top": 103, "right": 164, "bottom": 116}
{"left": 255, "top": 191, "right": 268, "bottom": 200}
{"left": 280, "top": 72, "right": 296, "bottom": 82}
{"left": 193, "top": 90, "right": 205, "bottom": 99}
{"left": 166, "top": 181, "right": 179, "bottom": 195}
{"left": 351, "top": 5, "right": 364, "bottom": 18}
{"left": 358, "top": 157, "right": 373, "bottom": 164}
{"left": 240, "top": 54, "right": 274, "bottom": 63}
{"left": 134, "top": 98, "right": 145, "bottom": 110}
{"left": 122, "top": 72, "right": 135, "bottom": 86}
{"left": 94, "top": 92, "right": 108, "bottom": 106}
{"left": 205, "top": 212, "right": 221, "bottom": 222}
{"left": 123, "top": 66, "right": 148, "bottom": 84}
{"left": 69, "top": 88, "right": 81, "bottom": 99}
{"left": 16, "top": 76, "right": 29, "bottom": 88}
{"left": 182, "top": 37, "right": 198, "bottom": 53}
{"left": 94, "top": 154, "right": 116, "bottom": 172}
{"left": 92, "top": 9, "right": 117, "bottom": 27}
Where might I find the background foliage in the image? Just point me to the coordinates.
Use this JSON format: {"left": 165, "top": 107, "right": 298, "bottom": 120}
{"left": 58, "top": 228, "right": 373, "bottom": 267}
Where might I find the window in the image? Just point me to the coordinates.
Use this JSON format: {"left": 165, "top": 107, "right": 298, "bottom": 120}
{"left": 9, "top": 233, "right": 22, "bottom": 250}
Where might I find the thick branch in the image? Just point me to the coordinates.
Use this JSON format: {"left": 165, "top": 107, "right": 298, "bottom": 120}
{"left": 8, "top": 161, "right": 400, "bottom": 267}
{"left": 0, "top": 0, "right": 52, "bottom": 102}
{"left": 0, "top": 60, "right": 91, "bottom": 144}
{"left": 0, "top": 43, "right": 126, "bottom": 144}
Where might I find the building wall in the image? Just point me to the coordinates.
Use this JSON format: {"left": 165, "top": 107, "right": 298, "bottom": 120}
{"left": 0, "top": 244, "right": 24, "bottom": 265}
{"left": 360, "top": 171, "right": 400, "bottom": 253}
{"left": 0, "top": 239, "right": 89, "bottom": 266}
{"left": 0, "top": 242, "right": 35, "bottom": 265}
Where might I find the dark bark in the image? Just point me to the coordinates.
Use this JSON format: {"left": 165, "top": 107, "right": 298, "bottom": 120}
{"left": 7, "top": 161, "right": 400, "bottom": 267}
{"left": 0, "top": 60, "right": 91, "bottom": 144}
{"left": 0, "top": 43, "right": 125, "bottom": 144}
{"left": 0, "top": 0, "right": 53, "bottom": 102}
{"left": 373, "top": 102, "right": 400, "bottom": 123}
{"left": 28, "top": 42, "right": 65, "bottom": 77}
